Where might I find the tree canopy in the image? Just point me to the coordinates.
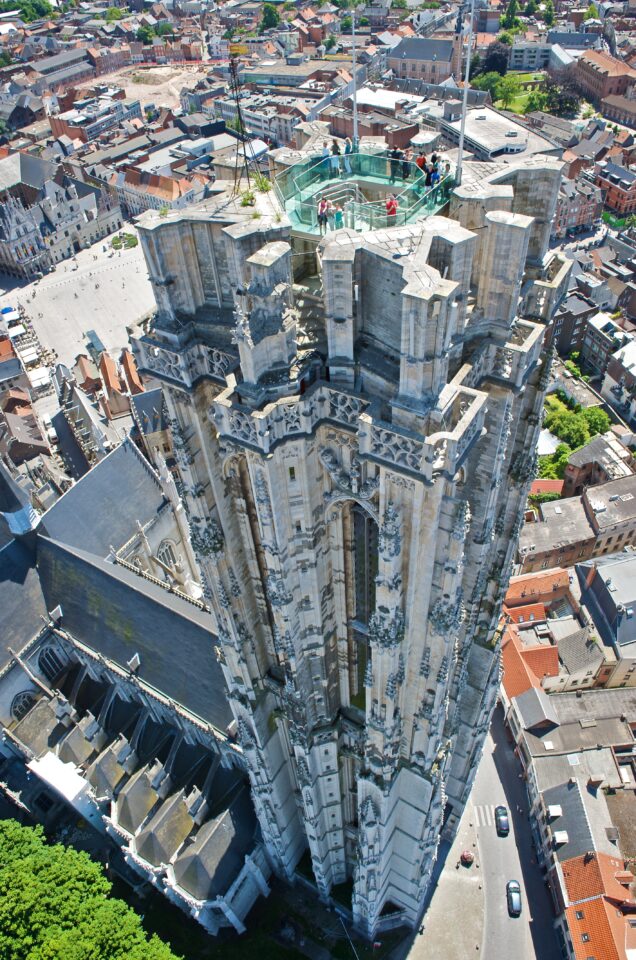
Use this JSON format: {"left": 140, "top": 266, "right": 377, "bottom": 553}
{"left": 0, "top": 820, "right": 181, "bottom": 960}
{"left": 259, "top": 2, "right": 280, "bottom": 30}
{"left": 584, "top": 1, "right": 598, "bottom": 17}
{"left": 497, "top": 73, "right": 521, "bottom": 107}
{"left": 500, "top": 0, "right": 520, "bottom": 30}
{"left": 542, "top": 0, "right": 555, "bottom": 25}
{"left": 479, "top": 40, "right": 509, "bottom": 76}
{"left": 136, "top": 24, "right": 154, "bottom": 44}
{"left": 0, "top": 0, "right": 52, "bottom": 21}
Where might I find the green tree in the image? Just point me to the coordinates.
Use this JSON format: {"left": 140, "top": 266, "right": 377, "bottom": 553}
{"left": 581, "top": 406, "right": 610, "bottom": 436}
{"left": 0, "top": 820, "right": 180, "bottom": 960}
{"left": 538, "top": 443, "right": 572, "bottom": 479}
{"left": 154, "top": 20, "right": 174, "bottom": 36}
{"left": 392, "top": 0, "right": 408, "bottom": 7}
{"left": 104, "top": 6, "right": 123, "bottom": 20}
{"left": 584, "top": 1, "right": 598, "bottom": 17}
{"left": 136, "top": 24, "right": 154, "bottom": 43}
{"left": 471, "top": 70, "right": 505, "bottom": 97}
{"left": 325, "top": 34, "right": 336, "bottom": 49}
{"left": 259, "top": 2, "right": 280, "bottom": 30}
{"left": 524, "top": 0, "right": 537, "bottom": 14}
{"left": 501, "top": 0, "right": 520, "bottom": 29}
{"left": 543, "top": 75, "right": 579, "bottom": 116}
{"left": 481, "top": 39, "right": 509, "bottom": 75}
{"left": 497, "top": 73, "right": 520, "bottom": 107}
{"left": 469, "top": 51, "right": 482, "bottom": 78}
{"left": 543, "top": 0, "right": 555, "bottom": 25}
{"left": 525, "top": 89, "right": 548, "bottom": 112}
{"left": 341, "top": 14, "right": 352, "bottom": 30}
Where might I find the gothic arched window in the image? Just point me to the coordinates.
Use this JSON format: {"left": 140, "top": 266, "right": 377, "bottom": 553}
{"left": 38, "top": 647, "right": 64, "bottom": 683}
{"left": 157, "top": 540, "right": 177, "bottom": 569}
{"left": 11, "top": 690, "right": 36, "bottom": 722}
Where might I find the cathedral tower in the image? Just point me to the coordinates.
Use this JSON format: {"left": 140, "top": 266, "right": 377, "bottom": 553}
{"left": 132, "top": 156, "right": 567, "bottom": 937}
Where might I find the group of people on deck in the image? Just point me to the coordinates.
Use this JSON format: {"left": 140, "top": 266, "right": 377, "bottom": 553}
{"left": 389, "top": 147, "right": 448, "bottom": 187}
{"left": 320, "top": 138, "right": 353, "bottom": 177}
{"left": 314, "top": 138, "right": 452, "bottom": 234}
{"left": 317, "top": 197, "right": 344, "bottom": 235}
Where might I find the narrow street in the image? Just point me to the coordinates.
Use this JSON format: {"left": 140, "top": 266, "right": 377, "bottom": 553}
{"left": 405, "top": 706, "right": 561, "bottom": 960}
{"left": 473, "top": 706, "right": 560, "bottom": 960}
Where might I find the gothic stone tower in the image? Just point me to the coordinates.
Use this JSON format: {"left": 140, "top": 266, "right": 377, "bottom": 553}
{"left": 131, "top": 156, "right": 566, "bottom": 938}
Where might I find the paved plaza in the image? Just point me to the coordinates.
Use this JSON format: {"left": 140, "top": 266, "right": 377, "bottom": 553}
{"left": 0, "top": 227, "right": 154, "bottom": 368}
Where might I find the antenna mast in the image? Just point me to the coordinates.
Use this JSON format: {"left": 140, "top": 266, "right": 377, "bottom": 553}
{"left": 455, "top": 0, "right": 475, "bottom": 188}
{"left": 228, "top": 48, "right": 252, "bottom": 194}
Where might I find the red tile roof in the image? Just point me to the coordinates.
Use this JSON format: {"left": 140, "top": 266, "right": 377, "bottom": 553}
{"left": 505, "top": 568, "right": 570, "bottom": 607}
{"left": 561, "top": 853, "right": 636, "bottom": 960}
{"left": 505, "top": 602, "right": 546, "bottom": 623}
{"left": 530, "top": 479, "right": 564, "bottom": 495}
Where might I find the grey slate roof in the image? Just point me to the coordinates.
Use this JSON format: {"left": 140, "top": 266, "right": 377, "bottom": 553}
{"left": 41, "top": 439, "right": 167, "bottom": 557}
{"left": 0, "top": 539, "right": 47, "bottom": 666}
{"left": 515, "top": 686, "right": 560, "bottom": 730}
{"left": 389, "top": 37, "right": 454, "bottom": 63}
{"left": 542, "top": 780, "right": 596, "bottom": 862}
{"left": 556, "top": 625, "right": 605, "bottom": 675}
{"left": 131, "top": 388, "right": 168, "bottom": 436}
{"left": 35, "top": 535, "right": 232, "bottom": 732}
{"left": 173, "top": 786, "right": 256, "bottom": 900}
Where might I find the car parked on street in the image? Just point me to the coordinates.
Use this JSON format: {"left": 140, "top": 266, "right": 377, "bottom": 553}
{"left": 495, "top": 805, "right": 509, "bottom": 837}
{"left": 506, "top": 880, "right": 522, "bottom": 917}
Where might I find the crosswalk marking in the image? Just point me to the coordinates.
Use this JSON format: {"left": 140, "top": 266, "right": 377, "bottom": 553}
{"left": 473, "top": 803, "right": 496, "bottom": 828}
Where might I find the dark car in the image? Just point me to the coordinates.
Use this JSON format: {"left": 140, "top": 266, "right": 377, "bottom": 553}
{"left": 506, "top": 880, "right": 522, "bottom": 918}
{"left": 495, "top": 804, "right": 510, "bottom": 837}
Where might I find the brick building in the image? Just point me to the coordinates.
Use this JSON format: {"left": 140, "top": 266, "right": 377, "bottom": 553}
{"left": 595, "top": 160, "right": 636, "bottom": 215}
{"left": 573, "top": 50, "right": 636, "bottom": 103}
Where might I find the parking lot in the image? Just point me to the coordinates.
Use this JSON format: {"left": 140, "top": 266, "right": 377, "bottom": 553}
{"left": 0, "top": 226, "right": 155, "bottom": 369}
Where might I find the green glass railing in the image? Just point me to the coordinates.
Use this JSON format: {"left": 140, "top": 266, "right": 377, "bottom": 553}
{"left": 274, "top": 151, "right": 454, "bottom": 234}
{"left": 289, "top": 174, "right": 454, "bottom": 234}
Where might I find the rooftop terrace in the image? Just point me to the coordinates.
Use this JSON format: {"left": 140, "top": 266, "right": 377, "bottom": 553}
{"left": 274, "top": 150, "right": 454, "bottom": 235}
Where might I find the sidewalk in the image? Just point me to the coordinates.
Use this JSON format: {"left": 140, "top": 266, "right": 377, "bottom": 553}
{"left": 404, "top": 798, "right": 485, "bottom": 960}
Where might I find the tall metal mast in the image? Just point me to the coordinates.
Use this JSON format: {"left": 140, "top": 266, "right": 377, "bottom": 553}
{"left": 455, "top": 0, "right": 475, "bottom": 187}
{"left": 351, "top": 6, "right": 359, "bottom": 149}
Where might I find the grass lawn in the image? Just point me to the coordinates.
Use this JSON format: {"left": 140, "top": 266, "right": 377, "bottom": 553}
{"left": 602, "top": 210, "right": 627, "bottom": 229}
{"left": 495, "top": 93, "right": 531, "bottom": 113}
{"left": 510, "top": 71, "right": 544, "bottom": 83}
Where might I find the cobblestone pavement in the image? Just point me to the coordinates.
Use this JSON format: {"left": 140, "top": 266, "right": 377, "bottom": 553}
{"left": 0, "top": 227, "right": 154, "bottom": 367}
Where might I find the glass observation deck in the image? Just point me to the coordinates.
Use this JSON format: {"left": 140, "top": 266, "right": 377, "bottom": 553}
{"left": 274, "top": 151, "right": 454, "bottom": 235}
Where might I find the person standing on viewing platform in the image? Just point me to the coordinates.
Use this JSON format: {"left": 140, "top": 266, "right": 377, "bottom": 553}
{"left": 327, "top": 200, "right": 336, "bottom": 231}
{"left": 331, "top": 139, "right": 341, "bottom": 176}
{"left": 386, "top": 193, "right": 398, "bottom": 224}
{"left": 334, "top": 204, "right": 344, "bottom": 229}
{"left": 416, "top": 152, "right": 426, "bottom": 172}
{"left": 317, "top": 196, "right": 329, "bottom": 234}
{"left": 389, "top": 146, "right": 402, "bottom": 184}
{"left": 402, "top": 147, "right": 413, "bottom": 180}
{"left": 343, "top": 137, "right": 353, "bottom": 174}
{"left": 321, "top": 141, "right": 330, "bottom": 179}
